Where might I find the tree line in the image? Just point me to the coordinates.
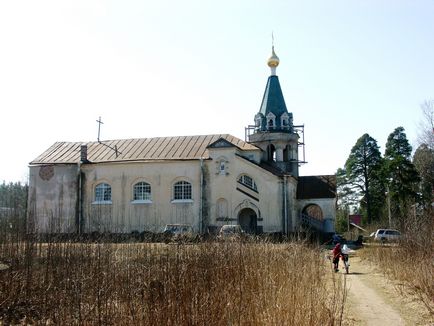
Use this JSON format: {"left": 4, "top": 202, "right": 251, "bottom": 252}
{"left": 0, "top": 181, "right": 28, "bottom": 237}
{"left": 0, "top": 181, "right": 28, "bottom": 214}
{"left": 337, "top": 101, "right": 434, "bottom": 232}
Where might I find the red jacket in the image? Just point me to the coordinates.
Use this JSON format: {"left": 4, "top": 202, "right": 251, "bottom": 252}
{"left": 332, "top": 244, "right": 342, "bottom": 259}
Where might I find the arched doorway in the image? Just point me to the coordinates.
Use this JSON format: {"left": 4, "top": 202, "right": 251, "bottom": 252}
{"left": 302, "top": 204, "right": 324, "bottom": 220}
{"left": 238, "top": 208, "right": 257, "bottom": 234}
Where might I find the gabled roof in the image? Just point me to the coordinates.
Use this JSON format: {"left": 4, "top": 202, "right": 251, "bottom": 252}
{"left": 30, "top": 134, "right": 259, "bottom": 165}
{"left": 208, "top": 138, "right": 238, "bottom": 149}
{"left": 296, "top": 175, "right": 336, "bottom": 199}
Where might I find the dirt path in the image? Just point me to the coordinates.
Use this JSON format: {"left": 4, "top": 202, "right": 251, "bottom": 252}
{"left": 340, "top": 253, "right": 433, "bottom": 326}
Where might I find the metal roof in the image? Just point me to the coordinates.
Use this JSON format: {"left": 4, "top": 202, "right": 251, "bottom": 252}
{"left": 259, "top": 76, "right": 289, "bottom": 119}
{"left": 30, "top": 134, "right": 259, "bottom": 165}
{"left": 296, "top": 175, "right": 337, "bottom": 199}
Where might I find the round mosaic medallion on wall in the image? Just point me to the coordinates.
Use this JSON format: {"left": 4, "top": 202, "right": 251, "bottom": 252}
{"left": 39, "top": 165, "right": 54, "bottom": 181}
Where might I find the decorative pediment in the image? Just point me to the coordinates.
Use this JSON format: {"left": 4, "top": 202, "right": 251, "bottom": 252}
{"left": 255, "top": 113, "right": 263, "bottom": 127}
{"left": 266, "top": 112, "right": 276, "bottom": 119}
{"left": 281, "top": 112, "right": 291, "bottom": 129}
{"left": 208, "top": 138, "right": 236, "bottom": 149}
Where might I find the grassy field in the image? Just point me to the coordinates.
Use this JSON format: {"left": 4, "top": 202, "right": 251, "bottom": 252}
{"left": 0, "top": 239, "right": 346, "bottom": 325}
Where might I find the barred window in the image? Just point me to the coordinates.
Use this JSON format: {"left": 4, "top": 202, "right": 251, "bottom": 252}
{"left": 133, "top": 182, "right": 151, "bottom": 201}
{"left": 237, "top": 175, "right": 258, "bottom": 192}
{"left": 95, "top": 183, "right": 111, "bottom": 202}
{"left": 173, "top": 181, "right": 192, "bottom": 200}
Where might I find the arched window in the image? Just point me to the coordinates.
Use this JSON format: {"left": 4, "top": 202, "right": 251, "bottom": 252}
{"left": 267, "top": 144, "right": 276, "bottom": 162}
{"left": 95, "top": 183, "right": 111, "bottom": 202}
{"left": 254, "top": 113, "right": 263, "bottom": 130}
{"left": 133, "top": 181, "right": 151, "bottom": 201}
{"left": 173, "top": 181, "right": 192, "bottom": 200}
{"left": 283, "top": 145, "right": 291, "bottom": 162}
{"left": 237, "top": 174, "right": 258, "bottom": 192}
{"left": 255, "top": 117, "right": 262, "bottom": 127}
{"left": 281, "top": 112, "right": 290, "bottom": 130}
{"left": 266, "top": 113, "right": 276, "bottom": 130}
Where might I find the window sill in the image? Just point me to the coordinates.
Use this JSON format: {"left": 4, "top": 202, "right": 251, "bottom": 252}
{"left": 171, "top": 199, "right": 194, "bottom": 204}
{"left": 131, "top": 200, "right": 152, "bottom": 204}
{"left": 92, "top": 201, "right": 112, "bottom": 205}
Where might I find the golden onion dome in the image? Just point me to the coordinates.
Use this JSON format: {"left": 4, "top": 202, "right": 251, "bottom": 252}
{"left": 267, "top": 46, "right": 280, "bottom": 68}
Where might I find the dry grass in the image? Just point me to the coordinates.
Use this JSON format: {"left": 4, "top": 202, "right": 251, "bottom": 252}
{"left": 359, "top": 241, "right": 434, "bottom": 314}
{"left": 360, "top": 208, "right": 434, "bottom": 314}
{"left": 0, "top": 238, "right": 346, "bottom": 325}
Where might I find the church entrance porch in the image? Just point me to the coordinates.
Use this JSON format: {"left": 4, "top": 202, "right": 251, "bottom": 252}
{"left": 238, "top": 208, "right": 257, "bottom": 234}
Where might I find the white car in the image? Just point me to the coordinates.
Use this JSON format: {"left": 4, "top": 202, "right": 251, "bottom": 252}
{"left": 218, "top": 225, "right": 245, "bottom": 240}
{"left": 373, "top": 229, "right": 401, "bottom": 242}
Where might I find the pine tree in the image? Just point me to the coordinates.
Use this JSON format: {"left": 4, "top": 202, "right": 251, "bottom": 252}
{"left": 413, "top": 144, "right": 434, "bottom": 208}
{"left": 344, "top": 134, "right": 384, "bottom": 224}
{"left": 384, "top": 127, "right": 420, "bottom": 224}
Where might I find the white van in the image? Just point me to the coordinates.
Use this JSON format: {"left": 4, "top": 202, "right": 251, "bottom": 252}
{"left": 373, "top": 229, "right": 401, "bottom": 242}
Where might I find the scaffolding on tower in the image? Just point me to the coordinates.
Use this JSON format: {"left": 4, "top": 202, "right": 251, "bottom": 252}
{"left": 244, "top": 124, "right": 307, "bottom": 166}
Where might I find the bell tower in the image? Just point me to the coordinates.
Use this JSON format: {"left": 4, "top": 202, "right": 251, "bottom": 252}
{"left": 246, "top": 46, "right": 305, "bottom": 176}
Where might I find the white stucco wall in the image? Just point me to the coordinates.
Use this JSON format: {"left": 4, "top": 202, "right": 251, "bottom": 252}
{"left": 28, "top": 164, "right": 78, "bottom": 233}
{"left": 80, "top": 160, "right": 202, "bottom": 233}
{"left": 286, "top": 177, "right": 298, "bottom": 232}
{"left": 76, "top": 144, "right": 293, "bottom": 234}
{"left": 28, "top": 147, "right": 333, "bottom": 235}
{"left": 207, "top": 147, "right": 293, "bottom": 233}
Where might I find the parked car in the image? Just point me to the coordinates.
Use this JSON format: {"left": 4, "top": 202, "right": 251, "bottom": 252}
{"left": 163, "top": 224, "right": 193, "bottom": 235}
{"left": 373, "top": 228, "right": 401, "bottom": 242}
{"left": 218, "top": 225, "right": 245, "bottom": 240}
{"left": 163, "top": 224, "right": 194, "bottom": 242}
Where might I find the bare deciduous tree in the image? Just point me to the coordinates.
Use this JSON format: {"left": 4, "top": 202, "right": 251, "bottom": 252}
{"left": 417, "top": 100, "right": 434, "bottom": 149}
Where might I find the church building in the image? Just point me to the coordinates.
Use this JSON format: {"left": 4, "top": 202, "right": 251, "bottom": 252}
{"left": 27, "top": 48, "right": 336, "bottom": 235}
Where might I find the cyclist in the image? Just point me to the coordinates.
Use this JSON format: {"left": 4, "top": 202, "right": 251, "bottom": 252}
{"left": 331, "top": 243, "right": 342, "bottom": 272}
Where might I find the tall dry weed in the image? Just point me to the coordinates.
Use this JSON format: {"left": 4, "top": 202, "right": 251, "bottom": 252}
{"left": 360, "top": 207, "right": 434, "bottom": 314}
{"left": 0, "top": 238, "right": 345, "bottom": 325}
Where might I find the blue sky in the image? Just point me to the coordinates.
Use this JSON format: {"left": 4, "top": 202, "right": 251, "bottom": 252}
{"left": 0, "top": 0, "right": 433, "bottom": 183}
